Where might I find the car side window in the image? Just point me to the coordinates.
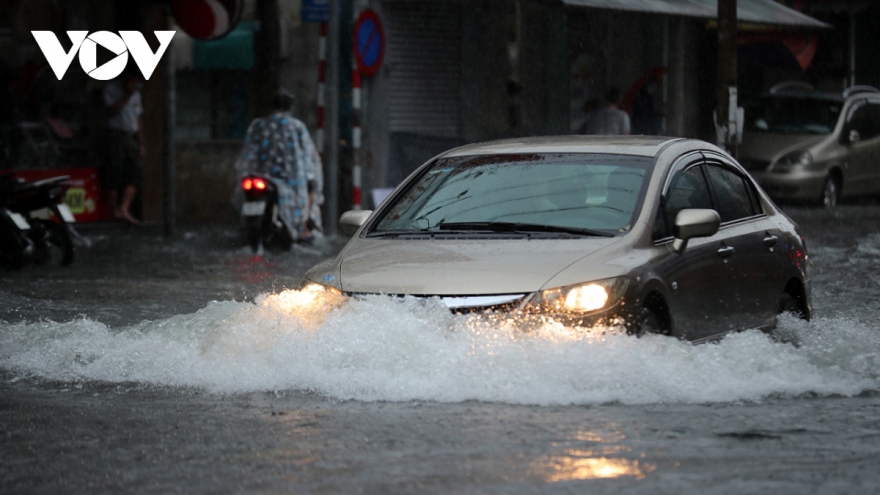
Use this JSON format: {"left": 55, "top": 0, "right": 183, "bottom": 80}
{"left": 846, "top": 102, "right": 879, "bottom": 141}
{"left": 867, "top": 103, "right": 880, "bottom": 140}
{"left": 705, "top": 165, "right": 756, "bottom": 223}
{"left": 654, "top": 166, "right": 713, "bottom": 240}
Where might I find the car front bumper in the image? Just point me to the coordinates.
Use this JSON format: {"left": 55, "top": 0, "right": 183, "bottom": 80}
{"left": 750, "top": 169, "right": 827, "bottom": 201}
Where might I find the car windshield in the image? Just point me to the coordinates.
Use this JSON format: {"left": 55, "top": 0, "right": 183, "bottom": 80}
{"left": 371, "top": 153, "right": 652, "bottom": 235}
{"left": 745, "top": 95, "right": 842, "bottom": 134}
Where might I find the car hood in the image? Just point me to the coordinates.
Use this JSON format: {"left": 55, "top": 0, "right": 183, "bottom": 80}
{"left": 740, "top": 131, "right": 827, "bottom": 161}
{"left": 334, "top": 236, "right": 626, "bottom": 296}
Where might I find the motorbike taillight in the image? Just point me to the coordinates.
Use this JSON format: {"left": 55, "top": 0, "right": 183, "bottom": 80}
{"left": 242, "top": 177, "right": 268, "bottom": 191}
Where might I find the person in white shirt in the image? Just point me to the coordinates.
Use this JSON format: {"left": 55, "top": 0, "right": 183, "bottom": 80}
{"left": 102, "top": 71, "right": 144, "bottom": 225}
{"left": 584, "top": 87, "right": 631, "bottom": 136}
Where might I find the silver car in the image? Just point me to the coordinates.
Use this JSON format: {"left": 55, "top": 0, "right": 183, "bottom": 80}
{"left": 303, "top": 136, "right": 811, "bottom": 343}
{"left": 739, "top": 83, "right": 880, "bottom": 207}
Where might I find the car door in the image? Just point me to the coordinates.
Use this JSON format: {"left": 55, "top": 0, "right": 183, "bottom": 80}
{"left": 865, "top": 101, "right": 880, "bottom": 194}
{"left": 651, "top": 156, "right": 739, "bottom": 341}
{"left": 703, "top": 157, "right": 783, "bottom": 331}
{"left": 840, "top": 100, "right": 879, "bottom": 196}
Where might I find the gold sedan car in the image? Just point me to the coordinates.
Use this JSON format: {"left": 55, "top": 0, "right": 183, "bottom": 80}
{"left": 303, "top": 136, "right": 811, "bottom": 342}
{"left": 739, "top": 83, "right": 880, "bottom": 207}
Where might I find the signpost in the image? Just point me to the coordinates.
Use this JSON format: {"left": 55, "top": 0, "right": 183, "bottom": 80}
{"left": 353, "top": 9, "right": 384, "bottom": 76}
{"left": 302, "top": 0, "right": 330, "bottom": 23}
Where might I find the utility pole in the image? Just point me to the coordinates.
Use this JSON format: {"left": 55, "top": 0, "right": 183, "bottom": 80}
{"left": 163, "top": 7, "right": 176, "bottom": 238}
{"left": 325, "top": 0, "right": 341, "bottom": 235}
{"left": 255, "top": 0, "right": 281, "bottom": 116}
{"left": 716, "top": 0, "right": 738, "bottom": 158}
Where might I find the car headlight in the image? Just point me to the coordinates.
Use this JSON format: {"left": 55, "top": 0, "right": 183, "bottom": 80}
{"left": 526, "top": 277, "right": 629, "bottom": 314}
{"left": 296, "top": 279, "right": 343, "bottom": 295}
{"left": 772, "top": 150, "right": 812, "bottom": 173}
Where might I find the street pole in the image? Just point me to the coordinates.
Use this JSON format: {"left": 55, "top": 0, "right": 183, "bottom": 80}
{"left": 716, "top": 0, "right": 738, "bottom": 158}
{"left": 255, "top": 0, "right": 281, "bottom": 116}
{"left": 325, "top": 0, "right": 341, "bottom": 235}
{"left": 163, "top": 8, "right": 176, "bottom": 238}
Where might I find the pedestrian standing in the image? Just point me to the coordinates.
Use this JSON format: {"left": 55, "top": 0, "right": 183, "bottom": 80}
{"left": 584, "top": 87, "right": 631, "bottom": 136}
{"left": 102, "top": 71, "right": 144, "bottom": 225}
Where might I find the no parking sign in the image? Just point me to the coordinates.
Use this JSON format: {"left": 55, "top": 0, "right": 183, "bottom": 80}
{"left": 353, "top": 9, "right": 384, "bottom": 76}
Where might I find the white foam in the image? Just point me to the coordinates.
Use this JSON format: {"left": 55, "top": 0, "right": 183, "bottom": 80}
{"left": 1, "top": 290, "right": 877, "bottom": 405}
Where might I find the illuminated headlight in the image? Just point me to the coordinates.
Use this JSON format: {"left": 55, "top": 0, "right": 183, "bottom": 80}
{"left": 526, "top": 277, "right": 629, "bottom": 314}
{"left": 297, "top": 280, "right": 342, "bottom": 296}
{"left": 772, "top": 150, "right": 812, "bottom": 173}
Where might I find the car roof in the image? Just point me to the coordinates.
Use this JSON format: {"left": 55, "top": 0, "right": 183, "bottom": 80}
{"left": 441, "top": 135, "right": 684, "bottom": 158}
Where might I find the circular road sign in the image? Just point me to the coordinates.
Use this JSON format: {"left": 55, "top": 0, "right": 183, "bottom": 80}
{"left": 354, "top": 9, "right": 384, "bottom": 76}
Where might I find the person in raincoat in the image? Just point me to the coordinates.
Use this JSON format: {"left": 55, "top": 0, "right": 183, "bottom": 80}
{"left": 235, "top": 90, "right": 324, "bottom": 242}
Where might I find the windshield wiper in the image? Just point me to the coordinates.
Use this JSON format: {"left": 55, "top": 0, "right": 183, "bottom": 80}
{"left": 437, "top": 221, "right": 615, "bottom": 237}
{"left": 365, "top": 228, "right": 491, "bottom": 238}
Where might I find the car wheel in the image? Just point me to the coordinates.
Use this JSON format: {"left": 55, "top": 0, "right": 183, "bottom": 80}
{"left": 773, "top": 293, "right": 805, "bottom": 345}
{"left": 633, "top": 306, "right": 664, "bottom": 337}
{"left": 777, "top": 293, "right": 802, "bottom": 318}
{"left": 820, "top": 175, "right": 840, "bottom": 208}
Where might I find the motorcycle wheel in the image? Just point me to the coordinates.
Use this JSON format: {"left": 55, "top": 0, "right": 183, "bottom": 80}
{"left": 0, "top": 225, "right": 26, "bottom": 270}
{"left": 33, "top": 220, "right": 74, "bottom": 266}
{"left": 244, "top": 216, "right": 263, "bottom": 253}
{"left": 272, "top": 222, "right": 294, "bottom": 252}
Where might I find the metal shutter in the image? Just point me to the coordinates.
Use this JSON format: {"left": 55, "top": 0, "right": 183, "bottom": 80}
{"left": 385, "top": 2, "right": 461, "bottom": 138}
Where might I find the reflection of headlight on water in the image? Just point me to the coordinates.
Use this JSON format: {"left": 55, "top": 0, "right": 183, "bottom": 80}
{"left": 261, "top": 283, "right": 346, "bottom": 327}
{"left": 537, "top": 451, "right": 656, "bottom": 481}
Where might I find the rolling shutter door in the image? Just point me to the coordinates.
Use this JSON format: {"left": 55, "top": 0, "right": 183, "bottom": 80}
{"left": 385, "top": 2, "right": 461, "bottom": 138}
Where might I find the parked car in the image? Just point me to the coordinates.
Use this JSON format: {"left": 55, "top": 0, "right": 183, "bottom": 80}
{"left": 303, "top": 136, "right": 811, "bottom": 343}
{"left": 739, "top": 82, "right": 880, "bottom": 207}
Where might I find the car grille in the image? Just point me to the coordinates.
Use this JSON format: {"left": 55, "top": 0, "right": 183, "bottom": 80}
{"left": 437, "top": 294, "right": 528, "bottom": 312}
{"left": 349, "top": 293, "right": 528, "bottom": 313}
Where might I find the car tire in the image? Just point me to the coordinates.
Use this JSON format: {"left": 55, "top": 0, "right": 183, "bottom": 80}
{"left": 633, "top": 306, "right": 664, "bottom": 337}
{"left": 820, "top": 175, "right": 840, "bottom": 208}
{"left": 773, "top": 292, "right": 805, "bottom": 345}
{"left": 777, "top": 293, "right": 802, "bottom": 318}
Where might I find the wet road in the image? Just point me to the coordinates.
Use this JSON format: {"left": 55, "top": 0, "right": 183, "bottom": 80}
{"left": 2, "top": 207, "right": 880, "bottom": 494}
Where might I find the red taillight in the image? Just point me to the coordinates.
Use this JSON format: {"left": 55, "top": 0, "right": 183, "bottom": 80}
{"left": 241, "top": 178, "right": 268, "bottom": 191}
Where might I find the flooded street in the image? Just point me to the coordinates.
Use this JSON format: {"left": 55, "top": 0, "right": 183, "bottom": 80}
{"left": 2, "top": 207, "right": 880, "bottom": 494}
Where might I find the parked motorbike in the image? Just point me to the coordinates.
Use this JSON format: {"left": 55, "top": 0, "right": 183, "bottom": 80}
{"left": 240, "top": 174, "right": 294, "bottom": 253}
{"left": 0, "top": 204, "right": 32, "bottom": 269}
{"left": 0, "top": 172, "right": 82, "bottom": 267}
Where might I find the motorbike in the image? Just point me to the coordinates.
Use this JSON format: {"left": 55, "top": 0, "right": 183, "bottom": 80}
{"left": 240, "top": 174, "right": 294, "bottom": 253}
{"left": 0, "top": 204, "right": 32, "bottom": 269}
{"left": 0, "top": 172, "right": 81, "bottom": 267}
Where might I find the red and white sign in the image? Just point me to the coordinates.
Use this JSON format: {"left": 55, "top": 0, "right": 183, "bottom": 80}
{"left": 172, "top": 0, "right": 243, "bottom": 40}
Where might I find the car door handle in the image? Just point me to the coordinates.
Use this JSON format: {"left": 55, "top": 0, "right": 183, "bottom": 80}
{"left": 763, "top": 235, "right": 778, "bottom": 247}
{"left": 717, "top": 245, "right": 736, "bottom": 257}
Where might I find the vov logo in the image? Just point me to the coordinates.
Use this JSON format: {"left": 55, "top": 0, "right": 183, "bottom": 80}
{"left": 31, "top": 31, "right": 176, "bottom": 81}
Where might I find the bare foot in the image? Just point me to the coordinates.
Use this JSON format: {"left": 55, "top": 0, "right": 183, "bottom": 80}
{"left": 114, "top": 210, "right": 141, "bottom": 225}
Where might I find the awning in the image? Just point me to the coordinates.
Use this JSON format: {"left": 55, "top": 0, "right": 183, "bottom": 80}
{"left": 560, "top": 0, "right": 830, "bottom": 29}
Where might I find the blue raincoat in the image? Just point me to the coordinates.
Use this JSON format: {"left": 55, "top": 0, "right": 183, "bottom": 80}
{"left": 235, "top": 112, "right": 324, "bottom": 239}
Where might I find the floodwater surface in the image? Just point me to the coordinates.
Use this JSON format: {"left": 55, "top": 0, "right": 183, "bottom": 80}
{"left": 2, "top": 208, "right": 880, "bottom": 494}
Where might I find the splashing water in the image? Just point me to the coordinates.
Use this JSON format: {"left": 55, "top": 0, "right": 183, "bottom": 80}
{"left": 1, "top": 287, "right": 878, "bottom": 405}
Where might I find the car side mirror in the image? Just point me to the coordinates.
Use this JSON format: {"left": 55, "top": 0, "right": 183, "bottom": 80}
{"left": 339, "top": 210, "right": 373, "bottom": 236}
{"left": 673, "top": 208, "right": 721, "bottom": 253}
{"left": 848, "top": 129, "right": 861, "bottom": 145}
